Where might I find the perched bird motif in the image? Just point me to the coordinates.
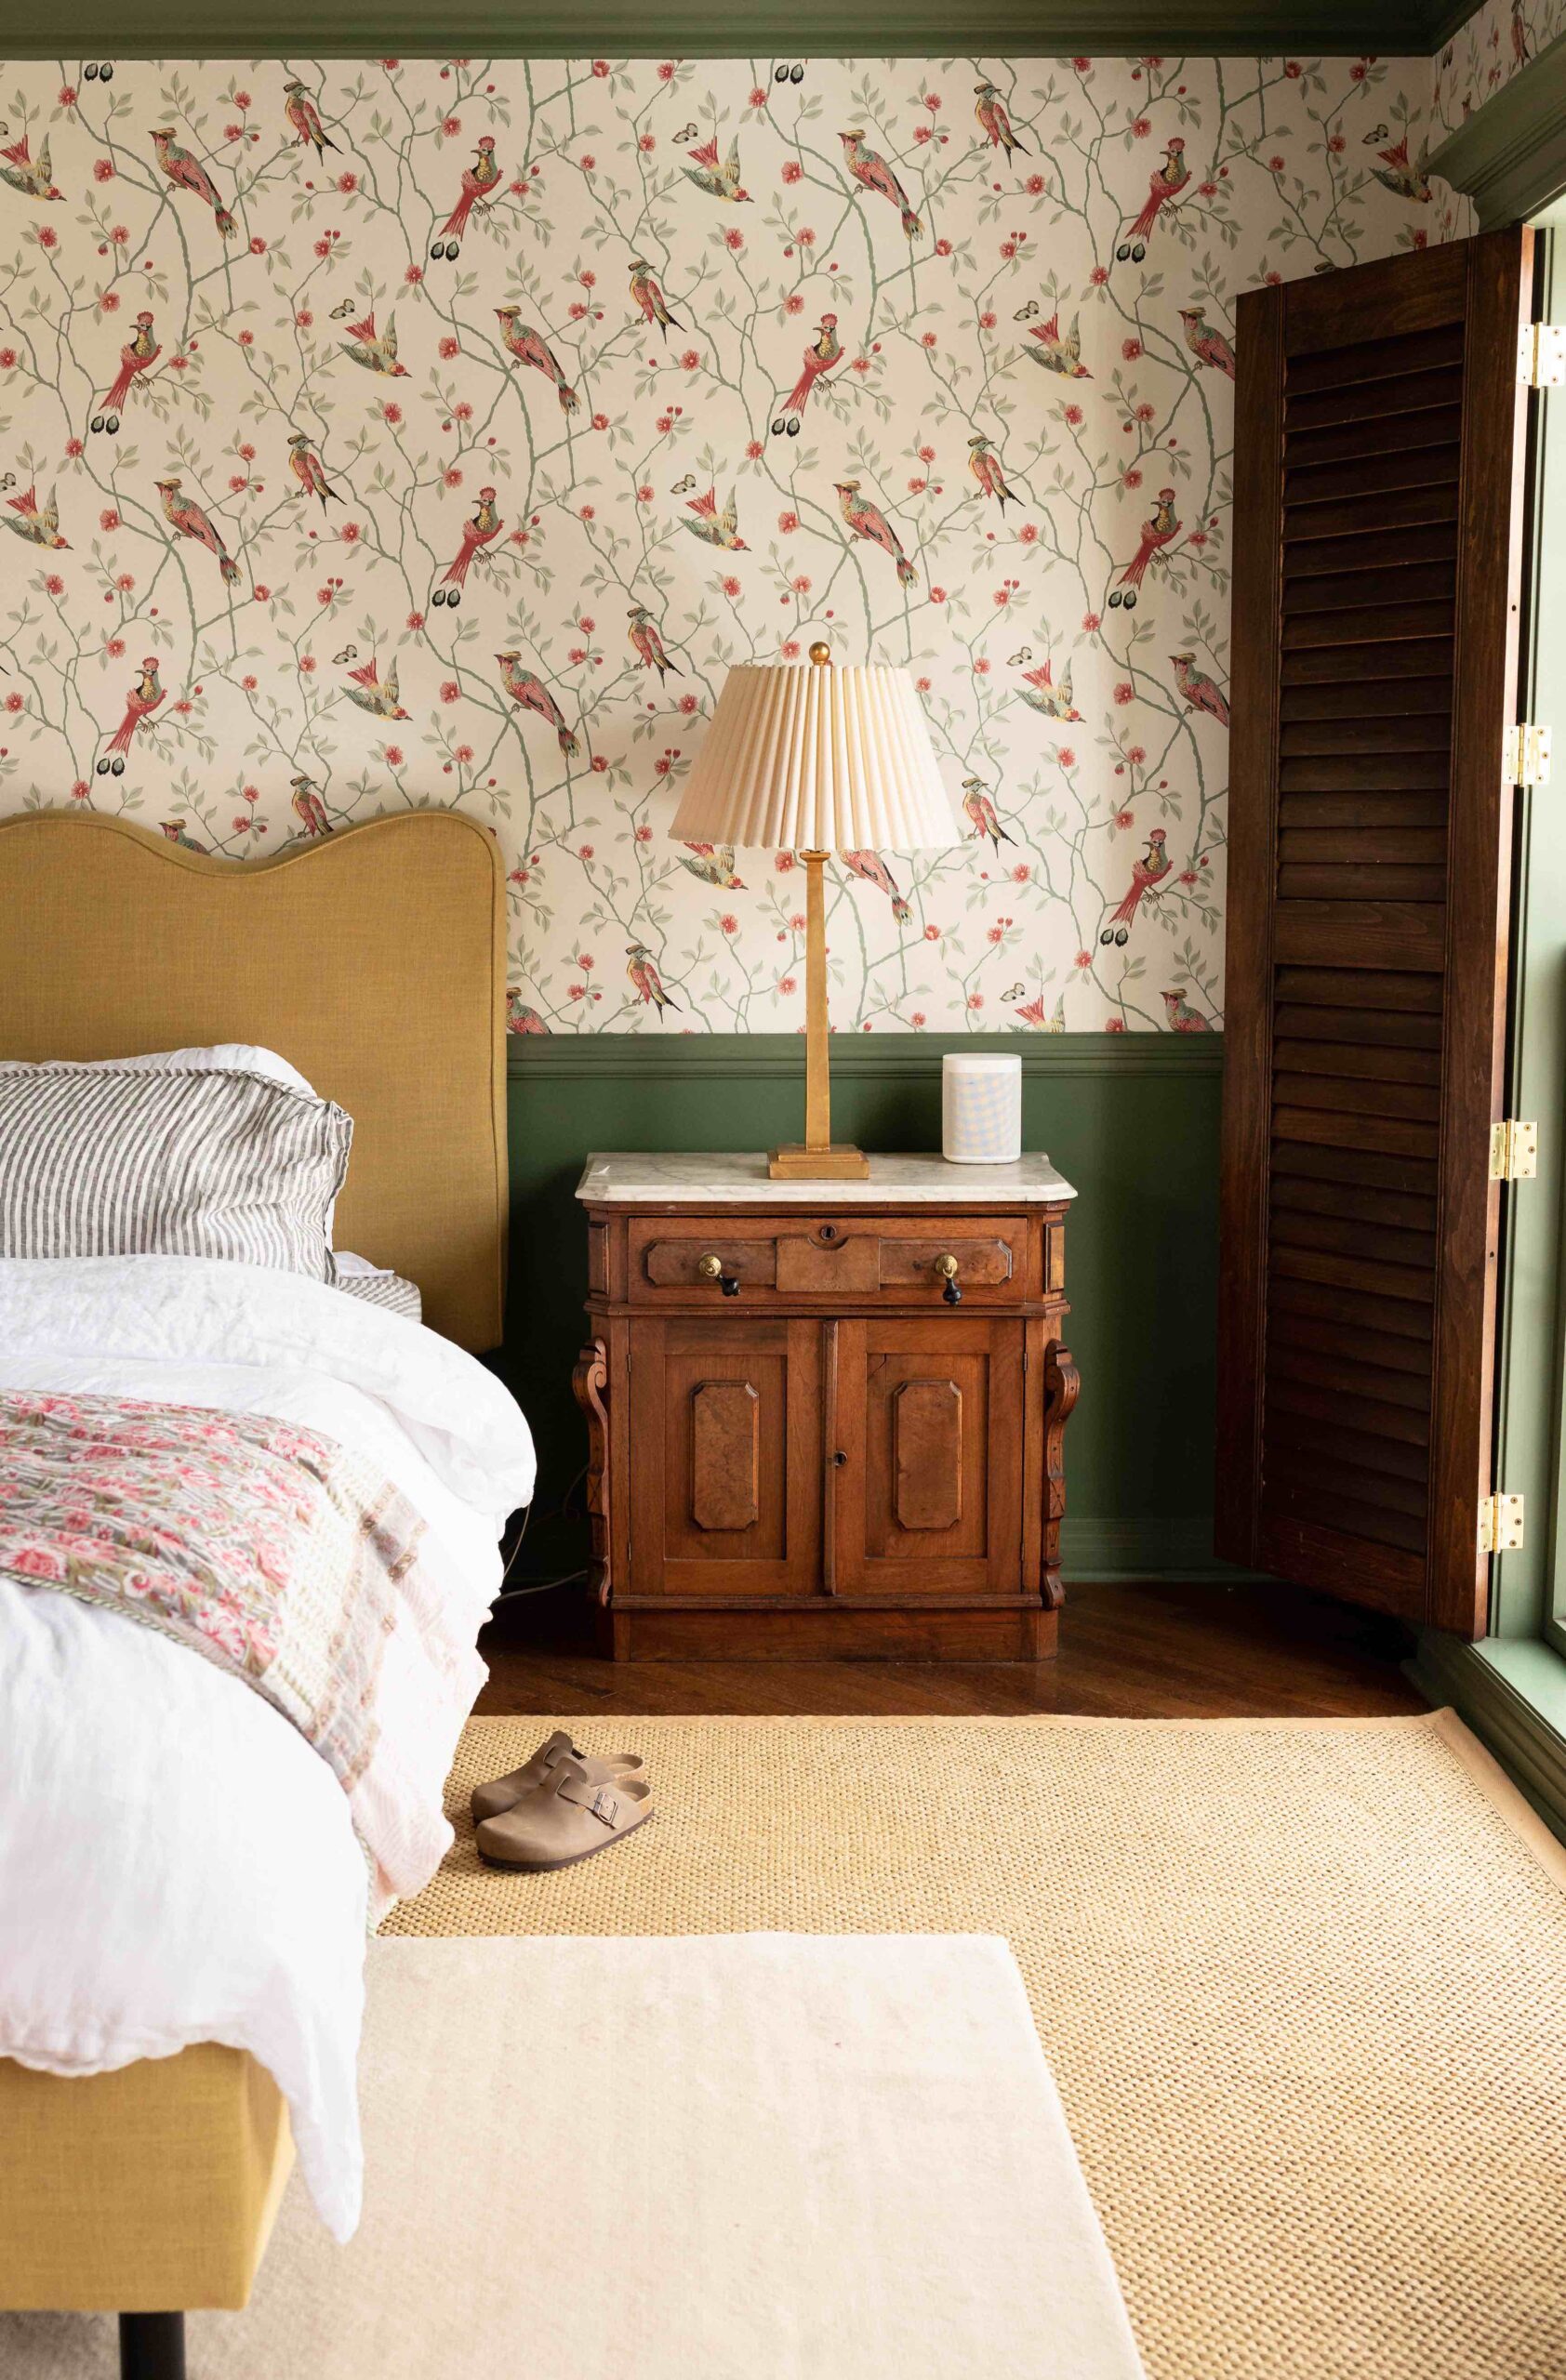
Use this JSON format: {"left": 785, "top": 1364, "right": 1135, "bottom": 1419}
{"left": 344, "top": 656, "right": 409, "bottom": 721}
{"left": 683, "top": 135, "right": 750, "bottom": 203}
{"left": 629, "top": 258, "right": 683, "bottom": 341}
{"left": 962, "top": 780, "right": 1013, "bottom": 850}
{"left": 3, "top": 483, "right": 68, "bottom": 549}
{"left": 967, "top": 432, "right": 1015, "bottom": 509}
{"left": 93, "top": 311, "right": 160, "bottom": 436}
{"left": 628, "top": 604, "right": 682, "bottom": 681}
{"left": 1019, "top": 656, "right": 1081, "bottom": 721}
{"left": 97, "top": 660, "right": 163, "bottom": 777}
{"left": 495, "top": 306, "right": 580, "bottom": 414}
{"left": 1100, "top": 828, "right": 1171, "bottom": 946}
{"left": 339, "top": 311, "right": 407, "bottom": 377}
{"left": 1015, "top": 992, "right": 1067, "bottom": 1031}
{"left": 1116, "top": 136, "right": 1188, "bottom": 262}
{"left": 841, "top": 849, "right": 911, "bottom": 923}
{"left": 681, "top": 842, "right": 745, "bottom": 891}
{"left": 1371, "top": 134, "right": 1433, "bottom": 204}
{"left": 506, "top": 990, "right": 549, "bottom": 1036}
{"left": 683, "top": 485, "right": 746, "bottom": 550}
{"left": 0, "top": 133, "right": 62, "bottom": 203}
{"left": 1108, "top": 489, "right": 1179, "bottom": 610}
{"left": 496, "top": 651, "right": 579, "bottom": 757}
{"left": 1171, "top": 652, "right": 1230, "bottom": 730}
{"left": 834, "top": 480, "right": 917, "bottom": 588}
{"left": 287, "top": 431, "right": 341, "bottom": 512}
{"left": 159, "top": 820, "right": 206, "bottom": 852}
{"left": 1177, "top": 306, "right": 1236, "bottom": 380}
{"left": 1161, "top": 987, "right": 1211, "bottom": 1032}
{"left": 432, "top": 136, "right": 499, "bottom": 259}
{"left": 839, "top": 130, "right": 922, "bottom": 238}
{"left": 1022, "top": 311, "right": 1090, "bottom": 377}
{"left": 772, "top": 313, "right": 842, "bottom": 438}
{"left": 290, "top": 775, "right": 333, "bottom": 837}
{"left": 432, "top": 485, "right": 501, "bottom": 607}
{"left": 974, "top": 82, "right": 1025, "bottom": 157}
{"left": 627, "top": 943, "right": 679, "bottom": 1011}
{"left": 151, "top": 128, "right": 237, "bottom": 237}
{"left": 1512, "top": 0, "right": 1532, "bottom": 67}
{"left": 283, "top": 80, "right": 338, "bottom": 163}
{"left": 154, "top": 476, "right": 240, "bottom": 584}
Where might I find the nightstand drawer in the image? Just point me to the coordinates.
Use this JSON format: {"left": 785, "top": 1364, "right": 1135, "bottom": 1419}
{"left": 629, "top": 1215, "right": 1030, "bottom": 1303}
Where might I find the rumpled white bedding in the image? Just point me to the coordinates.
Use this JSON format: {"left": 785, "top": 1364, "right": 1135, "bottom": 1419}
{"left": 0, "top": 1255, "right": 535, "bottom": 2241}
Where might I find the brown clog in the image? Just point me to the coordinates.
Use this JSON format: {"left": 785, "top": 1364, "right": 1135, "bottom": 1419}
{"left": 475, "top": 1757, "right": 653, "bottom": 1871}
{"left": 470, "top": 1728, "right": 644, "bottom": 1825}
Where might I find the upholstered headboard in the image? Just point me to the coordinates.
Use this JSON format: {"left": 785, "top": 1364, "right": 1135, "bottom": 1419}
{"left": 0, "top": 809, "right": 508, "bottom": 1352}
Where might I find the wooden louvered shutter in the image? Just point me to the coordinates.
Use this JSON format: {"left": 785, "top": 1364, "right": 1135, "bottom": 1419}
{"left": 1217, "top": 231, "right": 1533, "bottom": 1636}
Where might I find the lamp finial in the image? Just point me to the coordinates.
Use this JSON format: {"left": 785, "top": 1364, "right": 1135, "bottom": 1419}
{"left": 808, "top": 640, "right": 831, "bottom": 667}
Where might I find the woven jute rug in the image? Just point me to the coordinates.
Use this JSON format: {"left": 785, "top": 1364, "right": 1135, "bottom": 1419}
{"left": 387, "top": 1707, "right": 1566, "bottom": 2380}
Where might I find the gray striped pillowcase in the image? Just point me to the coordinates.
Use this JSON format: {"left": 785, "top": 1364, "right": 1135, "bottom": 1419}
{"left": 337, "top": 1270, "right": 422, "bottom": 1322}
{"left": 0, "top": 1064, "right": 351, "bottom": 1282}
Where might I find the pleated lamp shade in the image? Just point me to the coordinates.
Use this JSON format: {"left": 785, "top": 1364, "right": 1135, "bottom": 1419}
{"left": 670, "top": 660, "right": 959, "bottom": 851}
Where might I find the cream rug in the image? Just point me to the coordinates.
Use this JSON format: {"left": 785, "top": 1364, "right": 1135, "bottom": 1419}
{"left": 383, "top": 1707, "right": 1566, "bottom": 2380}
{"left": 5, "top": 1934, "right": 1145, "bottom": 2380}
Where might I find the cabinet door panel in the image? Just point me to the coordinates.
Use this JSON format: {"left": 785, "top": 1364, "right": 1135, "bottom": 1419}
{"left": 629, "top": 1317, "right": 823, "bottom": 1598}
{"left": 835, "top": 1319, "right": 1023, "bottom": 1595}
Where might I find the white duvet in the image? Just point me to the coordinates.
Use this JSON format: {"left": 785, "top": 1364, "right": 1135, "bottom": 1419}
{"left": 0, "top": 1255, "right": 535, "bottom": 2241}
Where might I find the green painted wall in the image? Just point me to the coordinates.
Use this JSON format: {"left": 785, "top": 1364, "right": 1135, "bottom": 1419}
{"left": 499, "top": 1032, "right": 1237, "bottom": 1580}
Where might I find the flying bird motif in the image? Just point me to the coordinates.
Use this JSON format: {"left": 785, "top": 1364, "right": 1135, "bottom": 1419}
{"left": 628, "top": 604, "right": 683, "bottom": 681}
{"left": 339, "top": 311, "right": 407, "bottom": 377}
{"left": 974, "top": 82, "right": 1025, "bottom": 157}
{"left": 92, "top": 311, "right": 160, "bottom": 436}
{"left": 1177, "top": 306, "right": 1236, "bottom": 379}
{"left": 0, "top": 133, "right": 61, "bottom": 202}
{"left": 1108, "top": 489, "right": 1179, "bottom": 610}
{"left": 627, "top": 943, "right": 679, "bottom": 1011}
{"left": 290, "top": 775, "right": 333, "bottom": 837}
{"left": 284, "top": 80, "right": 338, "bottom": 164}
{"left": 839, "top": 129, "right": 922, "bottom": 238}
{"left": 1371, "top": 134, "right": 1433, "bottom": 203}
{"left": 432, "top": 136, "right": 499, "bottom": 260}
{"left": 683, "top": 135, "right": 750, "bottom": 203}
{"left": 151, "top": 128, "right": 237, "bottom": 237}
{"left": 153, "top": 476, "right": 240, "bottom": 583}
{"left": 1100, "top": 828, "right": 1171, "bottom": 945}
{"left": 834, "top": 480, "right": 916, "bottom": 587}
{"left": 967, "top": 432, "right": 1015, "bottom": 509}
{"left": 681, "top": 842, "right": 746, "bottom": 890}
{"left": 629, "top": 257, "right": 683, "bottom": 341}
{"left": 840, "top": 849, "right": 911, "bottom": 922}
{"left": 1172, "top": 653, "right": 1230, "bottom": 729}
{"left": 1019, "top": 657, "right": 1081, "bottom": 721}
{"left": 961, "top": 780, "right": 1013, "bottom": 850}
{"left": 96, "top": 659, "right": 163, "bottom": 776}
{"left": 773, "top": 313, "right": 843, "bottom": 438}
{"left": 495, "top": 306, "right": 581, "bottom": 414}
{"left": 432, "top": 485, "right": 501, "bottom": 606}
{"left": 1022, "top": 311, "right": 1089, "bottom": 377}
{"left": 287, "top": 431, "right": 341, "bottom": 512}
{"left": 1116, "top": 136, "right": 1188, "bottom": 262}
{"left": 683, "top": 485, "right": 746, "bottom": 550}
{"left": 496, "top": 651, "right": 579, "bottom": 757}
{"left": 1015, "top": 992, "right": 1067, "bottom": 1031}
{"left": 344, "top": 655, "right": 409, "bottom": 720}
{"left": 3, "top": 484, "right": 68, "bottom": 549}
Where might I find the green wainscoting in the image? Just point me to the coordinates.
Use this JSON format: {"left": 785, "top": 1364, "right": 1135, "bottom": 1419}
{"left": 501, "top": 1030, "right": 1242, "bottom": 1580}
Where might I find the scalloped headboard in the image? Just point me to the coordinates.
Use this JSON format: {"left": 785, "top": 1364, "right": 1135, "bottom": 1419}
{"left": 0, "top": 809, "right": 508, "bottom": 1352}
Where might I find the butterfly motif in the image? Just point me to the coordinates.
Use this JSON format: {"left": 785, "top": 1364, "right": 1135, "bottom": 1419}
{"left": 1008, "top": 646, "right": 1033, "bottom": 667}
{"left": 673, "top": 124, "right": 700, "bottom": 143}
{"left": 332, "top": 644, "right": 359, "bottom": 664}
{"left": 670, "top": 473, "right": 697, "bottom": 495}
{"left": 1363, "top": 121, "right": 1388, "bottom": 143}
{"left": 0, "top": 473, "right": 14, "bottom": 493}
{"left": 329, "top": 298, "right": 356, "bottom": 319}
{"left": 1013, "top": 299, "right": 1040, "bottom": 322}
{"left": 1002, "top": 983, "right": 1026, "bottom": 1002}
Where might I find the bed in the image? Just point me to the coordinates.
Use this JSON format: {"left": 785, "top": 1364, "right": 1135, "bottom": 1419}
{"left": 0, "top": 809, "right": 527, "bottom": 2379}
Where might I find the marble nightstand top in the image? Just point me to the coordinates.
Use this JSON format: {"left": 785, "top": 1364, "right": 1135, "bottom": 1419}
{"left": 576, "top": 1151, "right": 1078, "bottom": 1205}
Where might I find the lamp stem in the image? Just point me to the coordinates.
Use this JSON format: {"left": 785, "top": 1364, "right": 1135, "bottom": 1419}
{"left": 803, "top": 849, "right": 830, "bottom": 1153}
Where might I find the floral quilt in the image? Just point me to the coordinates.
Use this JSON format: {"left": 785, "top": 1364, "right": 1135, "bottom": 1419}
{"left": 0, "top": 1385, "right": 459, "bottom": 1897}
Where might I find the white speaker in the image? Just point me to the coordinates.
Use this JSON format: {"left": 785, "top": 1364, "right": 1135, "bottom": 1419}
{"left": 941, "top": 1053, "right": 1022, "bottom": 1164}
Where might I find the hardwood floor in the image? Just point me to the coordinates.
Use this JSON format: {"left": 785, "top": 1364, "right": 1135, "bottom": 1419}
{"left": 475, "top": 1577, "right": 1425, "bottom": 1721}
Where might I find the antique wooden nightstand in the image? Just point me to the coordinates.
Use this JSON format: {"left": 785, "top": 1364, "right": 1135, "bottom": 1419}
{"left": 572, "top": 1152, "right": 1078, "bottom": 1661}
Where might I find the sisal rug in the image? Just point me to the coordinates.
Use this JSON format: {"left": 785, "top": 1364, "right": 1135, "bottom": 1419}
{"left": 4, "top": 1934, "right": 1145, "bottom": 2380}
{"left": 385, "top": 1707, "right": 1566, "bottom": 2380}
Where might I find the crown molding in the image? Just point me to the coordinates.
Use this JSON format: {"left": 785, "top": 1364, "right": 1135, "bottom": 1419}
{"left": 1428, "top": 33, "right": 1566, "bottom": 228}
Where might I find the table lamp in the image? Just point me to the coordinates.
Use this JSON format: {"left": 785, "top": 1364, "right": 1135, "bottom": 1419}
{"left": 671, "top": 641, "right": 959, "bottom": 1181}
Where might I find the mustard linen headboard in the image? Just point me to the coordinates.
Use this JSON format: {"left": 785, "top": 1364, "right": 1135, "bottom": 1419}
{"left": 0, "top": 809, "right": 507, "bottom": 1352}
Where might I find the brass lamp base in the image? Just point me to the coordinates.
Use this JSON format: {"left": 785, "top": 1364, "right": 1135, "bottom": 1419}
{"left": 768, "top": 1143, "right": 871, "bottom": 1182}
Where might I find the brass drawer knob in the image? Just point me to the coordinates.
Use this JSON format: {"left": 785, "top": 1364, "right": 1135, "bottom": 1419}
{"left": 697, "top": 1252, "right": 741, "bottom": 1298}
{"left": 934, "top": 1252, "right": 962, "bottom": 1307}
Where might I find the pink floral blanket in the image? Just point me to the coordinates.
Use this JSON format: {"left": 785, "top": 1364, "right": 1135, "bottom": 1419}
{"left": 0, "top": 1387, "right": 461, "bottom": 1898}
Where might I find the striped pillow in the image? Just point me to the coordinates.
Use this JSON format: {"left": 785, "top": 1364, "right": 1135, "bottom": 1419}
{"left": 336, "top": 1267, "right": 422, "bottom": 1323}
{"left": 0, "top": 1064, "right": 351, "bottom": 1281}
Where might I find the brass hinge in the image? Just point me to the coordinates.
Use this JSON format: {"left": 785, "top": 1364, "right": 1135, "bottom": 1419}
{"left": 1490, "top": 1119, "right": 1538, "bottom": 1181}
{"left": 1503, "top": 723, "right": 1552, "bottom": 787}
{"left": 1479, "top": 1493, "right": 1526, "bottom": 1554}
{"left": 1519, "top": 324, "right": 1566, "bottom": 389}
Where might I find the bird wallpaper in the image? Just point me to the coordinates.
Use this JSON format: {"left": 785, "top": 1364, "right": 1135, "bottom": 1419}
{"left": 0, "top": 54, "right": 1458, "bottom": 1033}
{"left": 1434, "top": 0, "right": 1565, "bottom": 133}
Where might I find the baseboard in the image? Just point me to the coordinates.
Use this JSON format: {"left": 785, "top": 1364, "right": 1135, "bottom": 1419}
{"left": 1408, "top": 1633, "right": 1566, "bottom": 1846}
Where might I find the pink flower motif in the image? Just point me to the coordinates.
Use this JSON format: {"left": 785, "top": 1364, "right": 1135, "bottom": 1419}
{"left": 94, "top": 158, "right": 113, "bottom": 181}
{"left": 1105, "top": 1017, "right": 1127, "bottom": 1033}
{"left": 724, "top": 227, "right": 744, "bottom": 249}
{"left": 720, "top": 913, "right": 739, "bottom": 934}
{"left": 441, "top": 681, "right": 460, "bottom": 703}
{"left": 782, "top": 159, "right": 803, "bottom": 183}
{"left": 1114, "top": 681, "right": 1135, "bottom": 705}
{"left": 722, "top": 575, "right": 741, "bottom": 598}
{"left": 384, "top": 745, "right": 405, "bottom": 766}
{"left": 100, "top": 508, "right": 118, "bottom": 530}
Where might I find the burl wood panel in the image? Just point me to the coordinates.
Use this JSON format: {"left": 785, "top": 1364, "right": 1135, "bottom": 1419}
{"left": 690, "top": 1379, "right": 760, "bottom": 1532}
{"left": 893, "top": 1380, "right": 963, "bottom": 1531}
